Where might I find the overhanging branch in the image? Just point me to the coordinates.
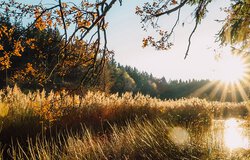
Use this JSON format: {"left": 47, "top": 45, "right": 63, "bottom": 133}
{"left": 154, "top": 0, "right": 188, "bottom": 17}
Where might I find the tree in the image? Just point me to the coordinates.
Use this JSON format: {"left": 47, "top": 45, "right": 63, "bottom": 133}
{"left": 136, "top": 0, "right": 250, "bottom": 58}
{"left": 218, "top": 0, "right": 250, "bottom": 54}
{"left": 0, "top": 16, "right": 35, "bottom": 87}
{"left": 0, "top": 14, "right": 114, "bottom": 90}
{"left": 0, "top": 0, "right": 121, "bottom": 88}
{"left": 9, "top": 27, "right": 63, "bottom": 89}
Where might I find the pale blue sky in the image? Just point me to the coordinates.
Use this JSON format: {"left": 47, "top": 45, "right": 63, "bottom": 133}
{"left": 19, "top": 0, "right": 233, "bottom": 81}
{"left": 106, "top": 0, "right": 231, "bottom": 80}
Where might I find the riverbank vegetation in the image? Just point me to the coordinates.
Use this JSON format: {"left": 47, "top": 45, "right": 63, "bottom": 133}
{"left": 0, "top": 86, "right": 249, "bottom": 159}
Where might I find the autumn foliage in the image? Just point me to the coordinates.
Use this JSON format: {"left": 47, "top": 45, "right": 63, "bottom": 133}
{"left": 0, "top": 0, "right": 118, "bottom": 89}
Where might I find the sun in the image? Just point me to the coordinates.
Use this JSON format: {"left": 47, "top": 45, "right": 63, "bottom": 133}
{"left": 192, "top": 54, "right": 250, "bottom": 102}
{"left": 213, "top": 54, "right": 247, "bottom": 84}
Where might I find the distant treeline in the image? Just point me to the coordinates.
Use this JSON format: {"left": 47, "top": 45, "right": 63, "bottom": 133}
{"left": 109, "top": 63, "right": 250, "bottom": 102}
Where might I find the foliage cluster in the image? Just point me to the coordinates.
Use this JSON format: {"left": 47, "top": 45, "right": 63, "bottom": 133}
{"left": 0, "top": 16, "right": 111, "bottom": 90}
{"left": 0, "top": 0, "right": 116, "bottom": 89}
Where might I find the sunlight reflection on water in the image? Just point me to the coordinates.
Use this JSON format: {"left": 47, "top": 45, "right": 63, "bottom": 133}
{"left": 213, "top": 118, "right": 250, "bottom": 150}
{"left": 224, "top": 118, "right": 249, "bottom": 150}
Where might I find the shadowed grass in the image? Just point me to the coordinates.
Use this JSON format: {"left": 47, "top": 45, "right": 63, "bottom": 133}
{"left": 7, "top": 119, "right": 250, "bottom": 160}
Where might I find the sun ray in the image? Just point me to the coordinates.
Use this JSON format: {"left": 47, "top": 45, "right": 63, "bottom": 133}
{"left": 192, "top": 54, "right": 250, "bottom": 102}
{"left": 209, "top": 81, "right": 223, "bottom": 100}
{"left": 220, "top": 84, "right": 229, "bottom": 102}
{"left": 240, "top": 75, "right": 250, "bottom": 90}
{"left": 191, "top": 81, "right": 217, "bottom": 97}
{"left": 235, "top": 82, "right": 249, "bottom": 101}
{"left": 230, "top": 84, "right": 237, "bottom": 102}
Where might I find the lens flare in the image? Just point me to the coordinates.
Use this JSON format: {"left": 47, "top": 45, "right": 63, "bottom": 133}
{"left": 168, "top": 127, "right": 189, "bottom": 145}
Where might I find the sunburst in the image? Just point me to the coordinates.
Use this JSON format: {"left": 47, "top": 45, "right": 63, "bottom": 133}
{"left": 192, "top": 54, "right": 250, "bottom": 102}
{"left": 213, "top": 54, "right": 248, "bottom": 84}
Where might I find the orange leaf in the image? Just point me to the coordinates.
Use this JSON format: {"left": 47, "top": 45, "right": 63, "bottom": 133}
{"left": 171, "top": 0, "right": 178, "bottom": 5}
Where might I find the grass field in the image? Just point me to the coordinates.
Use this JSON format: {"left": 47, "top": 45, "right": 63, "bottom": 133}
{"left": 0, "top": 86, "right": 250, "bottom": 159}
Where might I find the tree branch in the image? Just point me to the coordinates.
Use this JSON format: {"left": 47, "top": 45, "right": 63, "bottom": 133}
{"left": 58, "top": 0, "right": 67, "bottom": 46}
{"left": 184, "top": 19, "right": 198, "bottom": 59}
{"left": 184, "top": 0, "right": 206, "bottom": 59}
{"left": 154, "top": 0, "right": 188, "bottom": 17}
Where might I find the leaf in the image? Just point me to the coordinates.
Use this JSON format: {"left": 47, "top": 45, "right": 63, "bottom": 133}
{"left": 61, "top": 2, "right": 67, "bottom": 8}
{"left": 142, "top": 38, "right": 148, "bottom": 48}
{"left": 170, "top": 0, "right": 178, "bottom": 5}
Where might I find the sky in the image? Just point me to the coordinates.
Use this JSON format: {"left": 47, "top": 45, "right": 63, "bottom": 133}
{"left": 18, "top": 0, "right": 236, "bottom": 81}
{"left": 106, "top": 0, "right": 232, "bottom": 81}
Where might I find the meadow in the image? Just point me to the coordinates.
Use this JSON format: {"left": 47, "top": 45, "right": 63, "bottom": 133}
{"left": 0, "top": 86, "right": 250, "bottom": 159}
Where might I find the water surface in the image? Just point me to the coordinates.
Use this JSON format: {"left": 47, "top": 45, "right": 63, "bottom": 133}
{"left": 211, "top": 118, "right": 250, "bottom": 151}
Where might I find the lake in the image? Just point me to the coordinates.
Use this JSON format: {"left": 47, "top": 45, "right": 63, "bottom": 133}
{"left": 211, "top": 118, "right": 250, "bottom": 151}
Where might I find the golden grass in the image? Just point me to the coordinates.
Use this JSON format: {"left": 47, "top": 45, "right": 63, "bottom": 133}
{"left": 0, "top": 85, "right": 249, "bottom": 159}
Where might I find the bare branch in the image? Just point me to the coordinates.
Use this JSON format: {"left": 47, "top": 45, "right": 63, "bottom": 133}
{"left": 184, "top": 19, "right": 198, "bottom": 59}
{"left": 168, "top": 7, "right": 181, "bottom": 39}
{"left": 154, "top": 0, "right": 188, "bottom": 17}
{"left": 58, "top": 0, "right": 67, "bottom": 46}
{"left": 184, "top": 0, "right": 206, "bottom": 59}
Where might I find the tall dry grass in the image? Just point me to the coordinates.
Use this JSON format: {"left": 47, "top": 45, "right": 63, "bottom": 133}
{"left": 8, "top": 119, "right": 250, "bottom": 160}
{"left": 0, "top": 86, "right": 249, "bottom": 159}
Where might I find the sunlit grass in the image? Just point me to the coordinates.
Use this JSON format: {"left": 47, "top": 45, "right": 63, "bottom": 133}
{"left": 0, "top": 86, "right": 250, "bottom": 159}
{"left": 7, "top": 118, "right": 250, "bottom": 160}
{"left": 0, "top": 102, "right": 9, "bottom": 117}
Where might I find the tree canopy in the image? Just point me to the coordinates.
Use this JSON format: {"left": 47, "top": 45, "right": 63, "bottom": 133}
{"left": 0, "top": 0, "right": 120, "bottom": 88}
{"left": 218, "top": 0, "right": 250, "bottom": 54}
